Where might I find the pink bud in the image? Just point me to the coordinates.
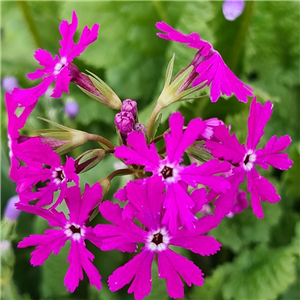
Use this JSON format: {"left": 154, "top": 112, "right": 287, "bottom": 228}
{"left": 121, "top": 99, "right": 137, "bottom": 117}
{"left": 115, "top": 111, "right": 135, "bottom": 135}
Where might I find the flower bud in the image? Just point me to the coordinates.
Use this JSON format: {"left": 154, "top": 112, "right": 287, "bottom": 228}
{"left": 122, "top": 99, "right": 137, "bottom": 118}
{"left": 227, "top": 189, "right": 248, "bottom": 218}
{"left": 64, "top": 100, "right": 79, "bottom": 118}
{"left": 98, "top": 177, "right": 111, "bottom": 201}
{"left": 69, "top": 64, "right": 122, "bottom": 110}
{"left": 222, "top": 0, "right": 245, "bottom": 21}
{"left": 34, "top": 118, "right": 89, "bottom": 155}
{"left": 74, "top": 149, "right": 106, "bottom": 174}
{"left": 4, "top": 195, "right": 21, "bottom": 222}
{"left": 133, "top": 123, "right": 147, "bottom": 135}
{"left": 2, "top": 76, "right": 19, "bottom": 93}
{"left": 115, "top": 111, "right": 135, "bottom": 135}
{"left": 156, "top": 54, "right": 200, "bottom": 108}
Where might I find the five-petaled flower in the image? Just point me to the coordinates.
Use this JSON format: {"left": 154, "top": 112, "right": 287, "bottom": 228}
{"left": 156, "top": 21, "right": 253, "bottom": 103}
{"left": 94, "top": 176, "right": 221, "bottom": 300}
{"left": 206, "top": 97, "right": 293, "bottom": 218}
{"left": 15, "top": 137, "right": 79, "bottom": 208}
{"left": 115, "top": 111, "right": 231, "bottom": 233}
{"left": 12, "top": 11, "right": 99, "bottom": 107}
{"left": 17, "top": 183, "right": 103, "bottom": 292}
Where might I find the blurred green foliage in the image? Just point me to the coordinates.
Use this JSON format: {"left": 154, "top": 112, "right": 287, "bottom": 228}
{"left": 1, "top": 1, "right": 299, "bottom": 300}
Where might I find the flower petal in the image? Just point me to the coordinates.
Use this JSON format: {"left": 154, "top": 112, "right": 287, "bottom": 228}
{"left": 108, "top": 250, "right": 154, "bottom": 300}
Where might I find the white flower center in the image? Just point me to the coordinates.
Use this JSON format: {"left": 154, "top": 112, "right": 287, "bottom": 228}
{"left": 243, "top": 150, "right": 256, "bottom": 171}
{"left": 158, "top": 161, "right": 180, "bottom": 184}
{"left": 146, "top": 228, "right": 171, "bottom": 252}
{"left": 52, "top": 167, "right": 66, "bottom": 185}
{"left": 64, "top": 223, "right": 86, "bottom": 241}
{"left": 53, "top": 57, "right": 67, "bottom": 75}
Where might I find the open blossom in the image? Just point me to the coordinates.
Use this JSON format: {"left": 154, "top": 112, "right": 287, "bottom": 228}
{"left": 17, "top": 183, "right": 103, "bottom": 292}
{"left": 12, "top": 11, "right": 99, "bottom": 107}
{"left": 16, "top": 137, "right": 79, "bottom": 208}
{"left": 206, "top": 97, "right": 293, "bottom": 218}
{"left": 115, "top": 111, "right": 231, "bottom": 233}
{"left": 156, "top": 22, "right": 253, "bottom": 103}
{"left": 94, "top": 176, "right": 221, "bottom": 300}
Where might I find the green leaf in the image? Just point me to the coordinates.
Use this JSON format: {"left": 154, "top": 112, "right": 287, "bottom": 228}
{"left": 40, "top": 241, "right": 70, "bottom": 299}
{"left": 222, "top": 245, "right": 297, "bottom": 300}
{"left": 211, "top": 201, "right": 282, "bottom": 253}
{"left": 145, "top": 262, "right": 168, "bottom": 300}
{"left": 282, "top": 143, "right": 300, "bottom": 200}
{"left": 189, "top": 263, "right": 233, "bottom": 300}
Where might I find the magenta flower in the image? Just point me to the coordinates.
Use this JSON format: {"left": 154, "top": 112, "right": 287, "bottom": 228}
{"left": 156, "top": 22, "right": 253, "bottom": 103}
{"left": 206, "top": 97, "right": 293, "bottom": 218}
{"left": 12, "top": 11, "right": 99, "bottom": 107}
{"left": 5, "top": 92, "right": 35, "bottom": 181}
{"left": 115, "top": 111, "right": 231, "bottom": 232}
{"left": 17, "top": 183, "right": 103, "bottom": 292}
{"left": 16, "top": 137, "right": 79, "bottom": 208}
{"left": 94, "top": 176, "right": 221, "bottom": 300}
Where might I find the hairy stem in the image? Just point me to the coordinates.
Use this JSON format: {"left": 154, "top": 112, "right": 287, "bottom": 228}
{"left": 147, "top": 103, "right": 163, "bottom": 140}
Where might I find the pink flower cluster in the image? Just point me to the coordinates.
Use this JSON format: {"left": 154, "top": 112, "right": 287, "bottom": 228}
{"left": 5, "top": 11, "right": 293, "bottom": 300}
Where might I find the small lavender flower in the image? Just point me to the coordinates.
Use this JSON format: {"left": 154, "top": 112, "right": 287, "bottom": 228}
{"left": 2, "top": 76, "right": 19, "bottom": 93}
{"left": 115, "top": 111, "right": 135, "bottom": 135}
{"left": 121, "top": 99, "right": 137, "bottom": 118}
{"left": 64, "top": 100, "right": 79, "bottom": 118}
{"left": 222, "top": 0, "right": 245, "bottom": 21}
{"left": 4, "top": 195, "right": 21, "bottom": 221}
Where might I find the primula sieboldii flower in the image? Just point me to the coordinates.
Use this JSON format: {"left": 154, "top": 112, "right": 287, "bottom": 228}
{"left": 94, "top": 176, "right": 221, "bottom": 300}
{"left": 5, "top": 92, "right": 35, "bottom": 181}
{"left": 15, "top": 137, "right": 79, "bottom": 208}
{"left": 17, "top": 183, "right": 102, "bottom": 292}
{"left": 156, "top": 22, "right": 253, "bottom": 103}
{"left": 206, "top": 97, "right": 293, "bottom": 218}
{"left": 115, "top": 111, "right": 231, "bottom": 232}
{"left": 12, "top": 11, "right": 99, "bottom": 107}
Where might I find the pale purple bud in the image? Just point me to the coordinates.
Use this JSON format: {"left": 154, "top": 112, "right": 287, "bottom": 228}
{"left": 226, "top": 189, "right": 248, "bottom": 218}
{"left": 222, "top": 0, "right": 245, "bottom": 21}
{"left": 4, "top": 195, "right": 21, "bottom": 221}
{"left": 199, "top": 204, "right": 212, "bottom": 215}
{"left": 133, "top": 123, "right": 147, "bottom": 135}
{"left": 115, "top": 111, "right": 135, "bottom": 135}
{"left": 0, "top": 240, "right": 11, "bottom": 253}
{"left": 2, "top": 76, "right": 19, "bottom": 93}
{"left": 121, "top": 99, "right": 137, "bottom": 117}
{"left": 64, "top": 101, "right": 79, "bottom": 118}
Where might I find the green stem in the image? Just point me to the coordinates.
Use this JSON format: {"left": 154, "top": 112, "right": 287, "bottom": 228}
{"left": 86, "top": 133, "right": 115, "bottom": 150}
{"left": 228, "top": 1, "right": 255, "bottom": 71}
{"left": 107, "top": 168, "right": 134, "bottom": 182}
{"left": 17, "top": 1, "right": 42, "bottom": 48}
{"left": 147, "top": 103, "right": 163, "bottom": 140}
{"left": 152, "top": 1, "right": 169, "bottom": 23}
